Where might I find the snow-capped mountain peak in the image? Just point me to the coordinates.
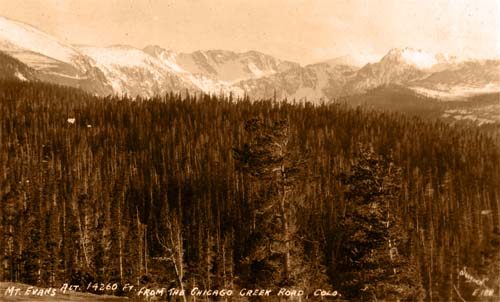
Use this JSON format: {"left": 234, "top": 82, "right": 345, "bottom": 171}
{"left": 382, "top": 48, "right": 454, "bottom": 69}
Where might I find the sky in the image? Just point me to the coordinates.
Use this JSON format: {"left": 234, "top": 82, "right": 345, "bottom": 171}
{"left": 0, "top": 0, "right": 498, "bottom": 65}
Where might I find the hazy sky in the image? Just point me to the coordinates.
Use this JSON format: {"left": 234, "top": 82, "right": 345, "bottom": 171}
{"left": 0, "top": 0, "right": 498, "bottom": 64}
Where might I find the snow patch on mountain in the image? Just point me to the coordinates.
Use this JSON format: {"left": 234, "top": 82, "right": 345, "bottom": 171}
{"left": 14, "top": 71, "right": 27, "bottom": 81}
{"left": 157, "top": 51, "right": 185, "bottom": 73}
{"left": 247, "top": 62, "right": 267, "bottom": 78}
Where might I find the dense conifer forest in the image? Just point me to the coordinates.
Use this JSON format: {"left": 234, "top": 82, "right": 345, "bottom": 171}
{"left": 1, "top": 80, "right": 499, "bottom": 301}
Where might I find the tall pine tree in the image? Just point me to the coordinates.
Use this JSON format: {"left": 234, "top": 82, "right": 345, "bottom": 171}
{"left": 335, "top": 146, "right": 425, "bottom": 301}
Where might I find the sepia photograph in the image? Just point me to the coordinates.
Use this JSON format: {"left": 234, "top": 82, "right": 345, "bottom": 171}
{"left": 0, "top": 0, "right": 499, "bottom": 301}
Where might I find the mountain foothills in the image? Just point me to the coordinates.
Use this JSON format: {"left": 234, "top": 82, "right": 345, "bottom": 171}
{"left": 0, "top": 15, "right": 499, "bottom": 104}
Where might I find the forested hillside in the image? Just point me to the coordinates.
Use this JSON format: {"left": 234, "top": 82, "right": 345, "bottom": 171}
{"left": 0, "top": 80, "right": 499, "bottom": 301}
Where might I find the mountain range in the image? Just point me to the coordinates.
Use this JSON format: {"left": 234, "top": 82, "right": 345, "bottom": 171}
{"left": 0, "top": 15, "right": 499, "bottom": 104}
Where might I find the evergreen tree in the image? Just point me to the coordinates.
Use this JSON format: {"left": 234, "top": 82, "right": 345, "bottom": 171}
{"left": 335, "top": 146, "right": 425, "bottom": 301}
{"left": 233, "top": 117, "right": 325, "bottom": 294}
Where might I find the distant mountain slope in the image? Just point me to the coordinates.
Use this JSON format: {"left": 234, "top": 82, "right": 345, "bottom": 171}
{"left": 144, "top": 45, "right": 298, "bottom": 95}
{"left": 144, "top": 46, "right": 299, "bottom": 82}
{"left": 142, "top": 46, "right": 241, "bottom": 95}
{"left": 339, "top": 85, "right": 500, "bottom": 126}
{"left": 439, "top": 92, "right": 500, "bottom": 126}
{"left": 321, "top": 54, "right": 374, "bottom": 68}
{"left": 0, "top": 51, "right": 37, "bottom": 81}
{"left": 79, "top": 45, "right": 199, "bottom": 97}
{"left": 341, "top": 49, "right": 431, "bottom": 94}
{"left": 410, "top": 60, "right": 500, "bottom": 99}
{"left": 0, "top": 16, "right": 82, "bottom": 68}
{"left": 339, "top": 84, "right": 443, "bottom": 115}
{"left": 0, "top": 16, "right": 112, "bottom": 95}
{"left": 236, "top": 61, "right": 357, "bottom": 101}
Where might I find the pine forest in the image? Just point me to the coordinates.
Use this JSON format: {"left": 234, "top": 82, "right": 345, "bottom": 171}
{"left": 1, "top": 80, "right": 499, "bottom": 301}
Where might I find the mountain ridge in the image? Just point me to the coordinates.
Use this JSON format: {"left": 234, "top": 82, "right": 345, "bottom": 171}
{"left": 0, "top": 15, "right": 498, "bottom": 102}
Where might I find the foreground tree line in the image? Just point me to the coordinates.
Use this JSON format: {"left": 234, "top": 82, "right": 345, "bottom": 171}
{"left": 0, "top": 81, "right": 499, "bottom": 301}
